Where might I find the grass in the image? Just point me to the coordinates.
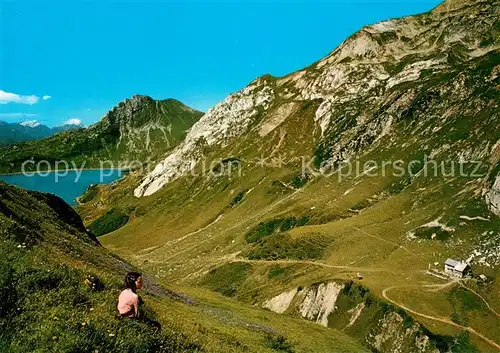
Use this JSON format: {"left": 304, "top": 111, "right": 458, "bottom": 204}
{"left": 78, "top": 184, "right": 99, "bottom": 203}
{"left": 0, "top": 182, "right": 201, "bottom": 352}
{"left": 202, "top": 263, "right": 252, "bottom": 297}
{"left": 447, "top": 287, "right": 486, "bottom": 326}
{"left": 0, "top": 181, "right": 368, "bottom": 353}
{"left": 267, "top": 266, "right": 297, "bottom": 280}
{"left": 265, "top": 335, "right": 294, "bottom": 352}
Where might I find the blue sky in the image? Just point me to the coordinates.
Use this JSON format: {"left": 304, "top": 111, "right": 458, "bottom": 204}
{"left": 0, "top": 0, "right": 440, "bottom": 127}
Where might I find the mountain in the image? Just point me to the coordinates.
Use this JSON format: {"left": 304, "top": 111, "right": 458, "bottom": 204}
{"left": 0, "top": 96, "right": 204, "bottom": 173}
{"left": 0, "top": 120, "right": 53, "bottom": 146}
{"left": 77, "top": 0, "right": 500, "bottom": 352}
{"left": 0, "top": 120, "right": 83, "bottom": 147}
{"left": 0, "top": 180, "right": 369, "bottom": 352}
{"left": 51, "top": 121, "right": 85, "bottom": 134}
{"left": 19, "top": 120, "right": 42, "bottom": 128}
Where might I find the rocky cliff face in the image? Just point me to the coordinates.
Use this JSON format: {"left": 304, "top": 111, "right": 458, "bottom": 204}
{"left": 135, "top": 0, "right": 500, "bottom": 202}
{"left": 134, "top": 81, "right": 275, "bottom": 196}
{"left": 487, "top": 175, "right": 500, "bottom": 216}
{"left": 98, "top": 95, "right": 202, "bottom": 156}
{"left": 261, "top": 281, "right": 446, "bottom": 353}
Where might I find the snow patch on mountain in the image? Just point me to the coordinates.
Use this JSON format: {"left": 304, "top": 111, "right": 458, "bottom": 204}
{"left": 20, "top": 120, "right": 41, "bottom": 128}
{"left": 62, "top": 119, "right": 83, "bottom": 126}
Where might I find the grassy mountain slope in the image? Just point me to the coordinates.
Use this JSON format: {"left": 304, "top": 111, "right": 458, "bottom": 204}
{"left": 78, "top": 0, "right": 500, "bottom": 351}
{"left": 0, "top": 96, "right": 203, "bottom": 173}
{"left": 0, "top": 181, "right": 367, "bottom": 352}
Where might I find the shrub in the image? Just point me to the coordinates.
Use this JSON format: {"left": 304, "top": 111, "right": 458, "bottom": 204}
{"left": 247, "top": 233, "right": 329, "bottom": 260}
{"left": 230, "top": 191, "right": 246, "bottom": 207}
{"left": 289, "top": 174, "right": 309, "bottom": 189}
{"left": 245, "top": 217, "right": 309, "bottom": 243}
{"left": 265, "top": 334, "right": 294, "bottom": 352}
{"left": 413, "top": 227, "right": 451, "bottom": 241}
{"left": 88, "top": 208, "right": 129, "bottom": 236}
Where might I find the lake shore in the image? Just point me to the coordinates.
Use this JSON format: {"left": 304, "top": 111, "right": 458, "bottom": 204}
{"left": 0, "top": 168, "right": 127, "bottom": 205}
{"left": 0, "top": 168, "right": 129, "bottom": 176}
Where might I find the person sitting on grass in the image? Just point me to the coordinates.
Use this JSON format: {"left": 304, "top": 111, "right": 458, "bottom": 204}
{"left": 117, "top": 271, "right": 161, "bottom": 330}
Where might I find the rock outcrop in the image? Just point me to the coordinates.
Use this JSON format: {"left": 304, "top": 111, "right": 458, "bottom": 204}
{"left": 262, "top": 281, "right": 445, "bottom": 353}
{"left": 487, "top": 175, "right": 500, "bottom": 216}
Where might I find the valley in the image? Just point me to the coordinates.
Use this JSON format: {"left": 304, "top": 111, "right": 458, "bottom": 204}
{"left": 75, "top": 0, "right": 500, "bottom": 351}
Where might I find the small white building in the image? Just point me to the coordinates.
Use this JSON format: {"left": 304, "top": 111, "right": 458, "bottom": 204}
{"left": 444, "top": 258, "right": 471, "bottom": 278}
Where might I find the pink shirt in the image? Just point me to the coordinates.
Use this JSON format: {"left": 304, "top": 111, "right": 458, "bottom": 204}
{"left": 117, "top": 289, "right": 139, "bottom": 317}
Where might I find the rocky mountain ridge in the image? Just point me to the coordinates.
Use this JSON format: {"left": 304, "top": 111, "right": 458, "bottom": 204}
{"left": 0, "top": 95, "right": 203, "bottom": 173}
{"left": 134, "top": 0, "right": 500, "bottom": 201}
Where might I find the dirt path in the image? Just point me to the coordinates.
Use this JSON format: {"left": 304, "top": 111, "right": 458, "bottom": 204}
{"left": 235, "top": 258, "right": 500, "bottom": 349}
{"left": 351, "top": 226, "right": 409, "bottom": 253}
{"left": 422, "top": 279, "right": 459, "bottom": 292}
{"left": 139, "top": 186, "right": 303, "bottom": 262}
{"left": 382, "top": 286, "right": 500, "bottom": 351}
{"left": 231, "top": 258, "right": 393, "bottom": 274}
{"left": 459, "top": 283, "right": 500, "bottom": 318}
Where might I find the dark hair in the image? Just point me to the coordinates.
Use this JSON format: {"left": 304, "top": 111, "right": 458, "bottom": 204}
{"left": 124, "top": 272, "right": 142, "bottom": 293}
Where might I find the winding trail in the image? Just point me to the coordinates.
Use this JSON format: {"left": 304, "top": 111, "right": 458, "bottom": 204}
{"left": 231, "top": 258, "right": 393, "bottom": 274}
{"left": 155, "top": 189, "right": 305, "bottom": 262}
{"left": 351, "top": 226, "right": 409, "bottom": 253}
{"left": 232, "top": 258, "right": 500, "bottom": 350}
{"left": 137, "top": 214, "right": 224, "bottom": 258}
{"left": 382, "top": 286, "right": 500, "bottom": 351}
{"left": 459, "top": 283, "right": 500, "bottom": 318}
{"left": 422, "top": 279, "right": 458, "bottom": 292}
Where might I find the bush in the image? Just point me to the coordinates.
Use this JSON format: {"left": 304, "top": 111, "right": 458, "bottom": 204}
{"left": 289, "top": 174, "right": 309, "bottom": 189}
{"left": 413, "top": 227, "right": 451, "bottom": 241}
{"left": 247, "top": 233, "right": 329, "bottom": 260}
{"left": 230, "top": 191, "right": 246, "bottom": 207}
{"left": 88, "top": 208, "right": 129, "bottom": 236}
{"left": 79, "top": 184, "right": 99, "bottom": 203}
{"left": 265, "top": 335, "right": 294, "bottom": 352}
{"left": 245, "top": 217, "right": 309, "bottom": 243}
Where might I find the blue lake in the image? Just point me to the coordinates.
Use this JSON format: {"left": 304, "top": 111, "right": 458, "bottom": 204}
{"left": 0, "top": 169, "right": 124, "bottom": 205}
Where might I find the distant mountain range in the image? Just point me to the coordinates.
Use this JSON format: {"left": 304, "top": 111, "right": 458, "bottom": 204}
{"left": 0, "top": 120, "right": 84, "bottom": 147}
